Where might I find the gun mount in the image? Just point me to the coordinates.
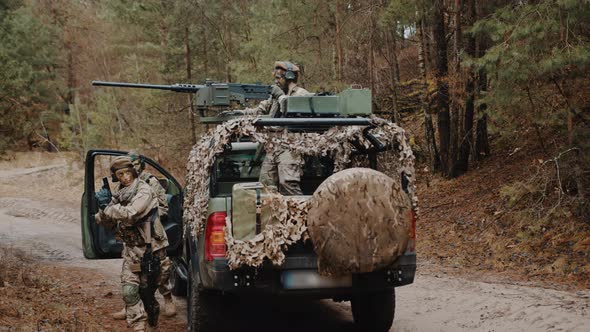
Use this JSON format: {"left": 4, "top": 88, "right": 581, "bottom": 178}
{"left": 92, "top": 80, "right": 271, "bottom": 118}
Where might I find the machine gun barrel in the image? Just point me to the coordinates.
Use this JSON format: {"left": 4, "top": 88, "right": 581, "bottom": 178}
{"left": 92, "top": 81, "right": 204, "bottom": 93}
{"left": 92, "top": 79, "right": 271, "bottom": 119}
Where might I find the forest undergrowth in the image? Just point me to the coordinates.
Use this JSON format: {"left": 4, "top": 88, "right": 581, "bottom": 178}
{"left": 414, "top": 125, "right": 590, "bottom": 289}
{"left": 0, "top": 246, "right": 114, "bottom": 331}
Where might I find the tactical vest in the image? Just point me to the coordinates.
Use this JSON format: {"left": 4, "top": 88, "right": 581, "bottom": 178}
{"left": 115, "top": 207, "right": 158, "bottom": 247}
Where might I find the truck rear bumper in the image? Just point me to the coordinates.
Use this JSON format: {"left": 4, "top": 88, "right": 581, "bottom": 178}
{"left": 201, "top": 253, "right": 416, "bottom": 298}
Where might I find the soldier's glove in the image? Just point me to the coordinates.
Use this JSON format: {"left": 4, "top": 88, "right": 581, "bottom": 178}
{"left": 270, "top": 84, "right": 285, "bottom": 100}
{"left": 95, "top": 188, "right": 112, "bottom": 210}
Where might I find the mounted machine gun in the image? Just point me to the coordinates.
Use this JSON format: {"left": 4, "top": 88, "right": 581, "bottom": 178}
{"left": 92, "top": 80, "right": 271, "bottom": 120}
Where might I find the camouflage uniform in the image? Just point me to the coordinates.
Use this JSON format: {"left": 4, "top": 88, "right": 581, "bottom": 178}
{"left": 128, "top": 150, "right": 169, "bottom": 218}
{"left": 96, "top": 163, "right": 171, "bottom": 331}
{"left": 126, "top": 152, "right": 175, "bottom": 317}
{"left": 139, "top": 172, "right": 168, "bottom": 217}
{"left": 249, "top": 61, "right": 312, "bottom": 195}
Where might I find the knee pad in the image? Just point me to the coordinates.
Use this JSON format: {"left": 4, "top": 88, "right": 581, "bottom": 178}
{"left": 122, "top": 283, "right": 140, "bottom": 306}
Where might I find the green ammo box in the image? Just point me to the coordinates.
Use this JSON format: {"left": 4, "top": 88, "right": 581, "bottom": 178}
{"left": 285, "top": 88, "right": 372, "bottom": 117}
{"left": 286, "top": 95, "right": 340, "bottom": 116}
{"left": 338, "top": 88, "right": 372, "bottom": 116}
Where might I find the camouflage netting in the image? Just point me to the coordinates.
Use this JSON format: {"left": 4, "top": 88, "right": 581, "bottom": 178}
{"left": 307, "top": 168, "right": 412, "bottom": 275}
{"left": 225, "top": 194, "right": 310, "bottom": 269}
{"left": 183, "top": 116, "right": 417, "bottom": 271}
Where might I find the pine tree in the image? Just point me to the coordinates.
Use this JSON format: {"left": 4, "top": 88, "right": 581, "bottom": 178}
{"left": 0, "top": 2, "right": 63, "bottom": 152}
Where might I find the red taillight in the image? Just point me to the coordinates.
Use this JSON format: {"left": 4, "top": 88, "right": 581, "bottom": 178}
{"left": 407, "top": 209, "right": 416, "bottom": 253}
{"left": 205, "top": 212, "right": 227, "bottom": 261}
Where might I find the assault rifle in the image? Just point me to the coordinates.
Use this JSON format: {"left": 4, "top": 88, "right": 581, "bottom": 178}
{"left": 92, "top": 80, "right": 271, "bottom": 118}
{"left": 139, "top": 209, "right": 161, "bottom": 328}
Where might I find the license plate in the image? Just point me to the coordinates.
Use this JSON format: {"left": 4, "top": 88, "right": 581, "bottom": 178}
{"left": 281, "top": 270, "right": 352, "bottom": 289}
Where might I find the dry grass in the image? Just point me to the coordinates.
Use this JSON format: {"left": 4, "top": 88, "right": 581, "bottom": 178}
{"left": 0, "top": 246, "right": 103, "bottom": 331}
{"left": 0, "top": 245, "right": 187, "bottom": 331}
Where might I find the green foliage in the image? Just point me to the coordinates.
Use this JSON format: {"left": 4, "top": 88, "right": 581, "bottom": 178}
{"left": 1, "top": 0, "right": 585, "bottom": 188}
{"left": 382, "top": 0, "right": 431, "bottom": 36}
{"left": 471, "top": 0, "right": 590, "bottom": 131}
{"left": 0, "top": 4, "right": 63, "bottom": 153}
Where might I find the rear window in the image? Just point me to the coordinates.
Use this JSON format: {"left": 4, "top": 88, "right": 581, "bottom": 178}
{"left": 211, "top": 150, "right": 260, "bottom": 196}
{"left": 216, "top": 151, "right": 261, "bottom": 180}
{"left": 210, "top": 151, "right": 335, "bottom": 196}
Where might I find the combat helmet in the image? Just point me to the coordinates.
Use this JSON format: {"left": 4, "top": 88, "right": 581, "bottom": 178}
{"left": 110, "top": 155, "right": 137, "bottom": 182}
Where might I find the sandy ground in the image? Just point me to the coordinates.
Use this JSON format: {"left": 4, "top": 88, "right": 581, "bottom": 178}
{"left": 0, "top": 159, "right": 589, "bottom": 331}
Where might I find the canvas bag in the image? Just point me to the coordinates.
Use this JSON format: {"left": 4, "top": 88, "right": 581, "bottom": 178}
{"left": 231, "top": 182, "right": 276, "bottom": 241}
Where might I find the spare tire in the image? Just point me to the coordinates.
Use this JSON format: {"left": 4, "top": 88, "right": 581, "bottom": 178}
{"left": 307, "top": 168, "right": 412, "bottom": 276}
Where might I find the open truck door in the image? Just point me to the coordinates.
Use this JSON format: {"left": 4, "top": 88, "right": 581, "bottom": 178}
{"left": 81, "top": 149, "right": 183, "bottom": 259}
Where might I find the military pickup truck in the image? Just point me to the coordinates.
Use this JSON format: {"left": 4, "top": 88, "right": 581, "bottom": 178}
{"left": 82, "top": 85, "right": 416, "bottom": 332}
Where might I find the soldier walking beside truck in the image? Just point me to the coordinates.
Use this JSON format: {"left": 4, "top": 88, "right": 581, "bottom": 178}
{"left": 95, "top": 156, "right": 171, "bottom": 332}
{"left": 110, "top": 151, "right": 177, "bottom": 321}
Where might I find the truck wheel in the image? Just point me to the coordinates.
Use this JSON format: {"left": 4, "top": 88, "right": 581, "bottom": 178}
{"left": 170, "top": 265, "right": 187, "bottom": 296}
{"left": 351, "top": 289, "right": 395, "bottom": 332}
{"left": 187, "top": 264, "right": 216, "bottom": 331}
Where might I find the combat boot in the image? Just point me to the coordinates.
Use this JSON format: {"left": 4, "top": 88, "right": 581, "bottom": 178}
{"left": 133, "top": 321, "right": 146, "bottom": 332}
{"left": 111, "top": 307, "right": 126, "bottom": 320}
{"left": 162, "top": 294, "right": 176, "bottom": 317}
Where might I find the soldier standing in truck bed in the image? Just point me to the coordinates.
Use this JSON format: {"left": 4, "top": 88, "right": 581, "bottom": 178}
{"left": 246, "top": 61, "right": 312, "bottom": 195}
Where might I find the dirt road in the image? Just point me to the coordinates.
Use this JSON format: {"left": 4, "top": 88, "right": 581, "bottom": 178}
{"left": 1, "top": 162, "right": 589, "bottom": 331}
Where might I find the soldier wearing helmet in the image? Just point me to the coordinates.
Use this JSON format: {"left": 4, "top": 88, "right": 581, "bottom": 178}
{"left": 247, "top": 61, "right": 311, "bottom": 195}
{"left": 95, "top": 155, "right": 171, "bottom": 332}
{"left": 246, "top": 61, "right": 311, "bottom": 117}
{"left": 108, "top": 151, "right": 176, "bottom": 321}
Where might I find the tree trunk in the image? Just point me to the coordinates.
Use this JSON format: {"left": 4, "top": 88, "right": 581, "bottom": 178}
{"left": 417, "top": 15, "right": 428, "bottom": 80}
{"left": 383, "top": 1, "right": 401, "bottom": 85}
{"left": 66, "top": 44, "right": 75, "bottom": 105}
{"left": 384, "top": 4, "right": 401, "bottom": 123}
{"left": 369, "top": 0, "right": 376, "bottom": 94}
{"left": 474, "top": 0, "right": 490, "bottom": 160}
{"left": 334, "top": 1, "right": 344, "bottom": 82}
{"left": 453, "top": 0, "right": 462, "bottom": 72}
{"left": 432, "top": 0, "right": 451, "bottom": 177}
{"left": 420, "top": 6, "right": 433, "bottom": 74}
{"left": 448, "top": 0, "right": 462, "bottom": 177}
{"left": 475, "top": 112, "right": 490, "bottom": 158}
{"left": 158, "top": 2, "right": 169, "bottom": 80}
{"left": 474, "top": 65, "right": 490, "bottom": 160}
{"left": 221, "top": 1, "right": 233, "bottom": 83}
{"left": 185, "top": 26, "right": 197, "bottom": 146}
{"left": 457, "top": 0, "right": 476, "bottom": 175}
{"left": 314, "top": 7, "right": 323, "bottom": 81}
{"left": 417, "top": 9, "right": 440, "bottom": 172}
{"left": 201, "top": 7, "right": 209, "bottom": 78}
